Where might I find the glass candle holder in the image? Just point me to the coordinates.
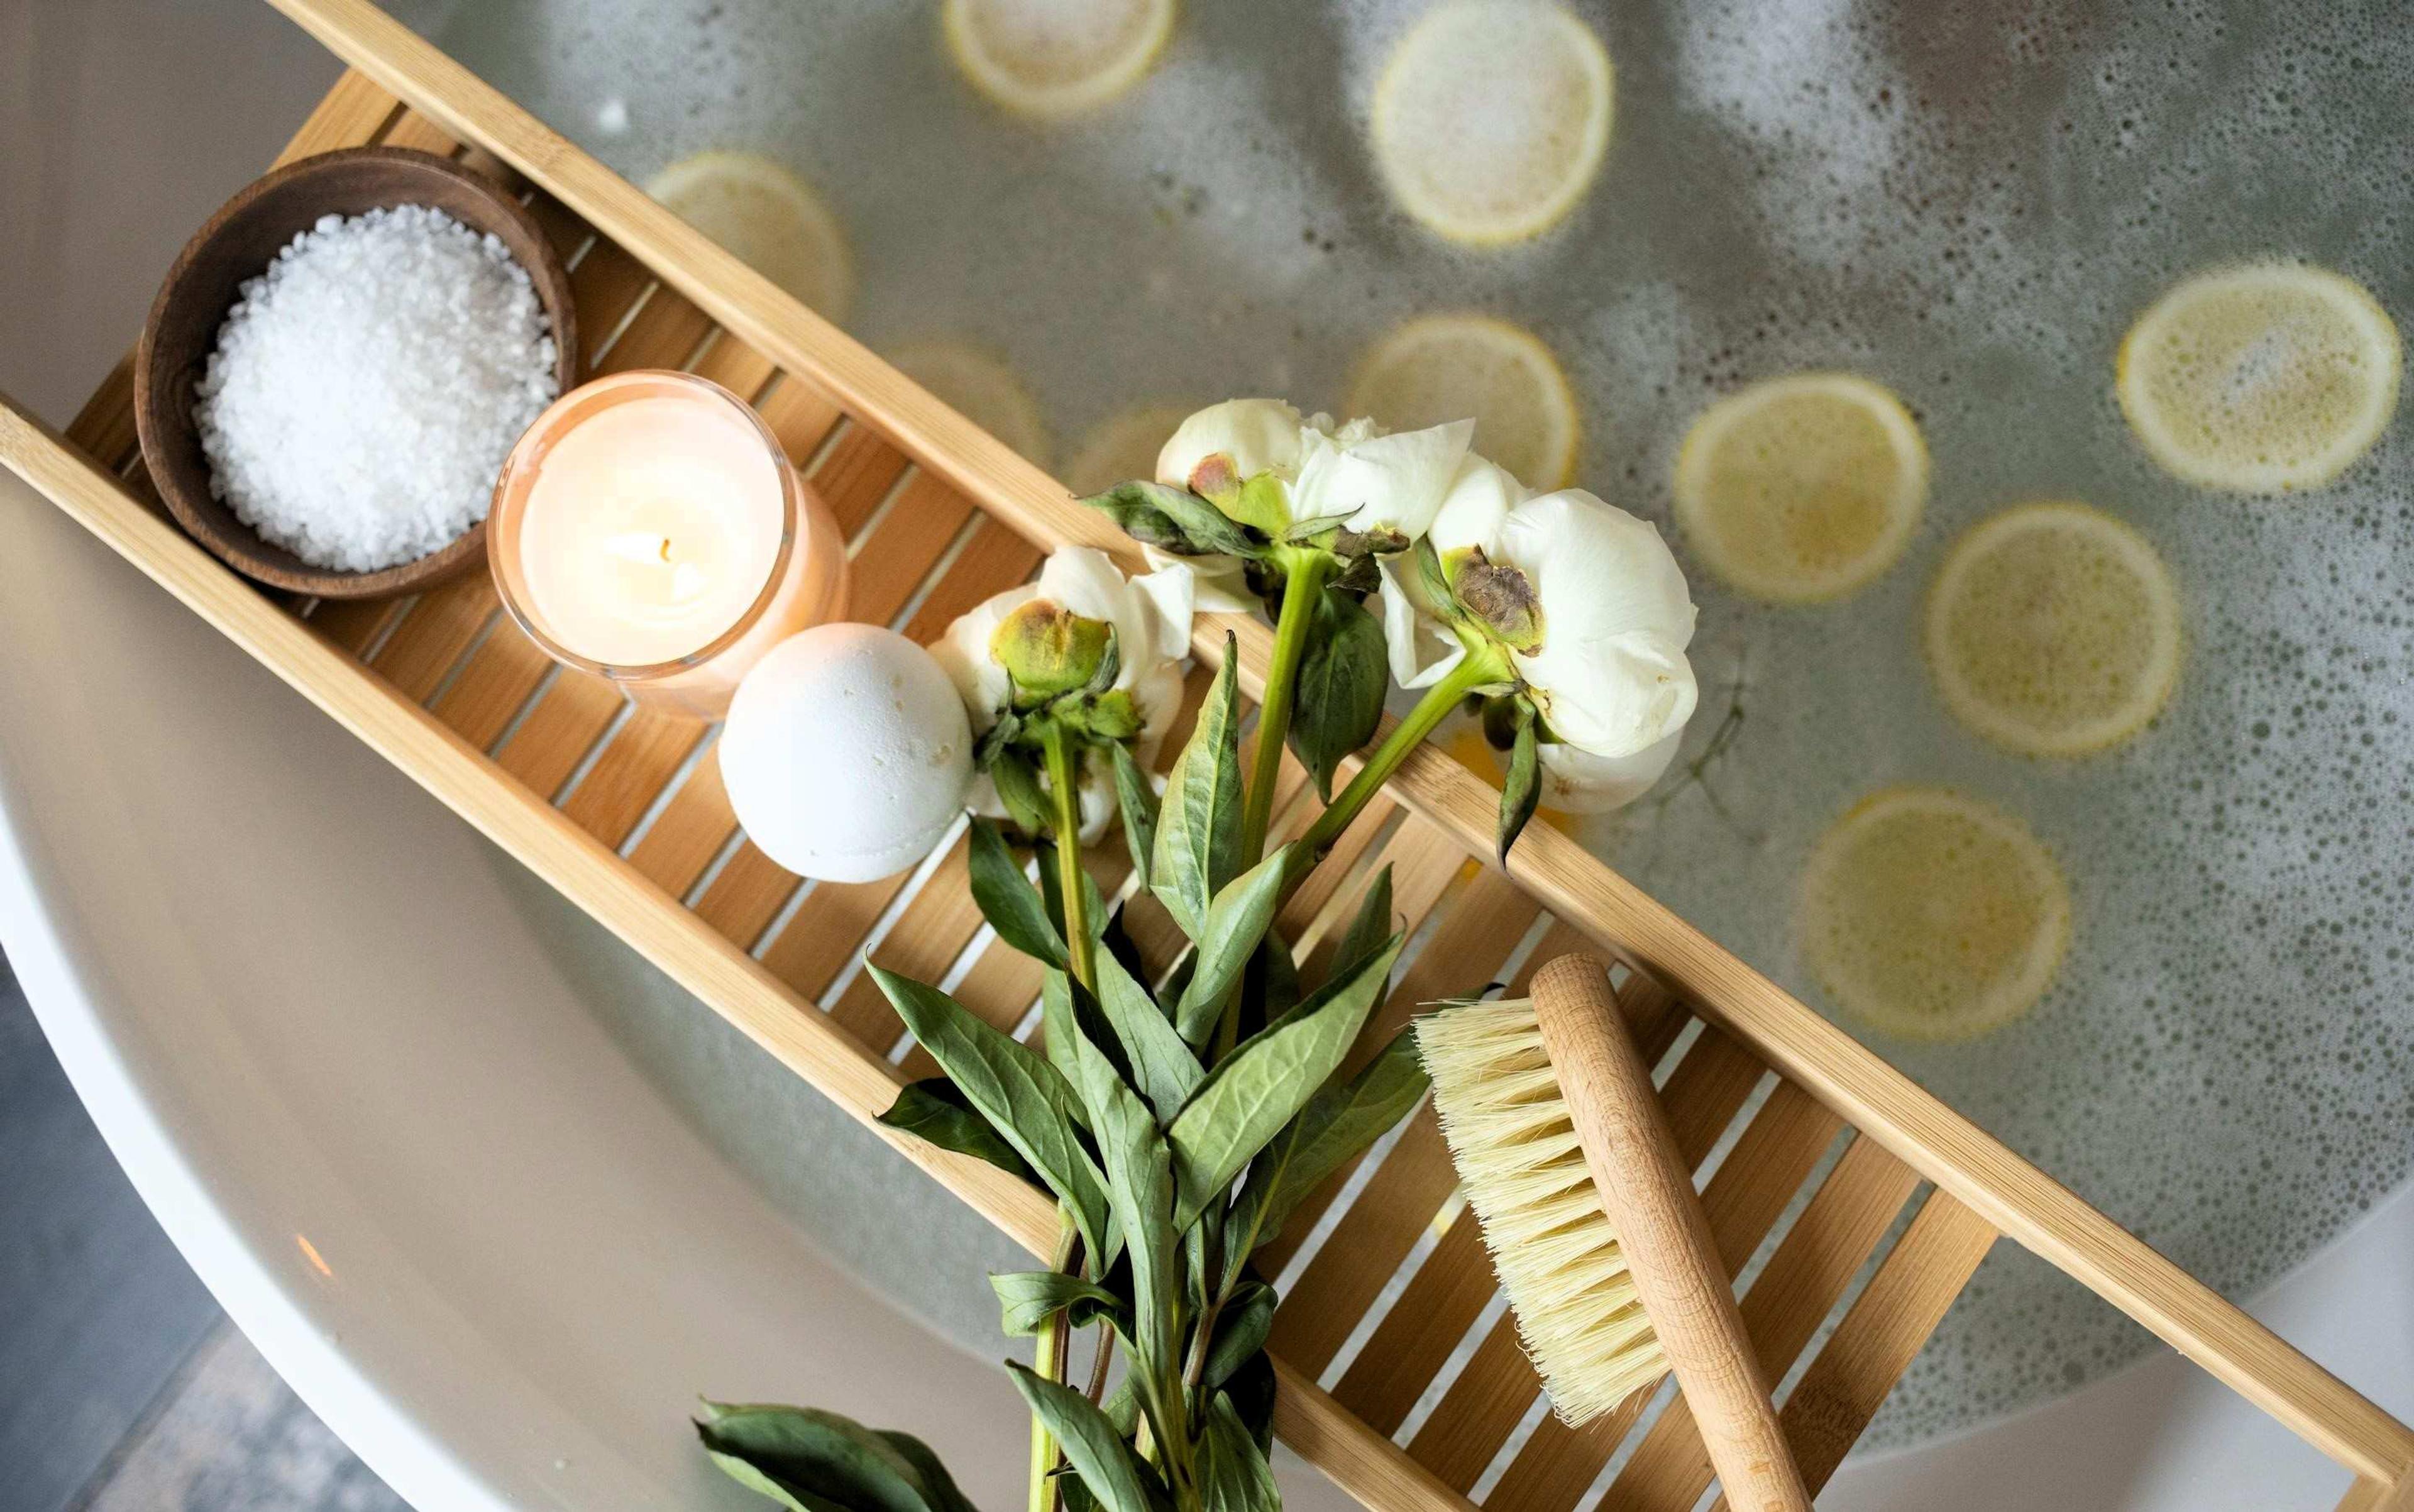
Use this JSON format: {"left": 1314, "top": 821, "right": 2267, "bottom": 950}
{"left": 489, "top": 370, "right": 848, "bottom": 720}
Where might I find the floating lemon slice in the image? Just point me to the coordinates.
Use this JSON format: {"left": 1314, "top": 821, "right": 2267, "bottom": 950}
{"left": 1347, "top": 314, "right": 1581, "bottom": 490}
{"left": 1370, "top": 1, "right": 1614, "bottom": 246}
{"left": 1066, "top": 402, "right": 1191, "bottom": 495}
{"left": 1799, "top": 787, "right": 2070, "bottom": 1042}
{"left": 1926, "top": 501, "right": 2182, "bottom": 757}
{"left": 1673, "top": 372, "right": 1928, "bottom": 604}
{"left": 2117, "top": 262, "right": 2401, "bottom": 494}
{"left": 943, "top": 0, "right": 1176, "bottom": 119}
{"left": 646, "top": 151, "right": 853, "bottom": 323}
{"left": 890, "top": 339, "right": 1052, "bottom": 470}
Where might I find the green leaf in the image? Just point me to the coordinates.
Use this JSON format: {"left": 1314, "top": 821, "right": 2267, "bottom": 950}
{"left": 1056, "top": 1007, "right": 1181, "bottom": 1403}
{"left": 1078, "top": 480, "right": 1262, "bottom": 560}
{"left": 1006, "top": 1364, "right": 1169, "bottom": 1512}
{"left": 694, "top": 1403, "right": 939, "bottom": 1512}
{"left": 702, "top": 1450, "right": 849, "bottom": 1512}
{"left": 871, "top": 1433, "right": 979, "bottom": 1512}
{"left": 1241, "top": 931, "right": 1299, "bottom": 1042}
{"left": 1223, "top": 1027, "right": 1428, "bottom": 1271}
{"left": 1218, "top": 1352, "right": 1277, "bottom": 1454}
{"left": 1328, "top": 865, "right": 1394, "bottom": 996}
{"left": 989, "top": 749, "right": 1052, "bottom": 837}
{"left": 1498, "top": 695, "right": 1541, "bottom": 865}
{"left": 871, "top": 966, "right": 1114, "bottom": 1262}
{"left": 966, "top": 818, "right": 1067, "bottom": 970}
{"left": 1196, "top": 1392, "right": 1281, "bottom": 1512}
{"left": 875, "top": 1078, "right": 1036, "bottom": 1186}
{"left": 989, "top": 1271, "right": 1129, "bottom": 1337}
{"left": 1289, "top": 588, "right": 1389, "bottom": 800}
{"left": 1150, "top": 636, "right": 1243, "bottom": 942}
{"left": 1109, "top": 744, "right": 1158, "bottom": 890}
{"left": 1167, "top": 932, "right": 1404, "bottom": 1228}
{"left": 1093, "top": 951, "right": 1203, "bottom": 1122}
{"left": 1172, "top": 846, "right": 1293, "bottom": 1048}
{"left": 1037, "top": 970, "right": 1091, "bottom": 1103}
{"left": 1203, "top": 1278, "right": 1278, "bottom": 1388}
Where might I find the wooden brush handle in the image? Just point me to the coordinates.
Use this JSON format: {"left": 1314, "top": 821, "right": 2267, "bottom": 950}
{"left": 1530, "top": 954, "right": 1812, "bottom": 1512}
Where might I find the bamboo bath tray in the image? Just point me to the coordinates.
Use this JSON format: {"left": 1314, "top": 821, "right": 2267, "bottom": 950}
{"left": 3, "top": 3, "right": 2409, "bottom": 1508}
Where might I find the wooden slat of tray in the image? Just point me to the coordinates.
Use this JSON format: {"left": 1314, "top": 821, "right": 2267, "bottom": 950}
{"left": 8, "top": 8, "right": 2408, "bottom": 1504}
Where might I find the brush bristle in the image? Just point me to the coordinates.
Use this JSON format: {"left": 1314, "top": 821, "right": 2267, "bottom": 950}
{"left": 1414, "top": 998, "right": 1668, "bottom": 1425}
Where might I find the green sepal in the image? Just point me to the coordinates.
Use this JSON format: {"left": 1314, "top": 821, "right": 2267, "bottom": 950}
{"left": 989, "top": 748, "right": 1052, "bottom": 837}
{"left": 1077, "top": 479, "right": 1262, "bottom": 561}
{"left": 1497, "top": 695, "right": 1541, "bottom": 865}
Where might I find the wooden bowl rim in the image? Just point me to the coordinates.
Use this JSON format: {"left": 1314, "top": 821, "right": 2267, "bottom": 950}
{"left": 134, "top": 144, "right": 580, "bottom": 600}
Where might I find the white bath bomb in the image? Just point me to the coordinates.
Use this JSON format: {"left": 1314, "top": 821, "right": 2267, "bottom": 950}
{"left": 720, "top": 623, "right": 974, "bottom": 883}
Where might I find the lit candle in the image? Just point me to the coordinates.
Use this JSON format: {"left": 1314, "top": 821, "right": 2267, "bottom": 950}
{"left": 489, "top": 370, "right": 847, "bottom": 718}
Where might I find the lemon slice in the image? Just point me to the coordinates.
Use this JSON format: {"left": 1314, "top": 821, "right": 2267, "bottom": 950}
{"left": 1799, "top": 787, "right": 2070, "bottom": 1042}
{"left": 890, "top": 339, "right": 1052, "bottom": 469}
{"left": 646, "top": 151, "right": 853, "bottom": 323}
{"left": 1925, "top": 501, "right": 2182, "bottom": 758}
{"left": 2117, "top": 262, "right": 2401, "bottom": 494}
{"left": 1065, "top": 403, "right": 1190, "bottom": 495}
{"left": 1673, "top": 372, "right": 1928, "bottom": 604}
{"left": 1370, "top": 1, "right": 1614, "bottom": 246}
{"left": 942, "top": 0, "right": 1176, "bottom": 119}
{"left": 1347, "top": 313, "right": 1581, "bottom": 490}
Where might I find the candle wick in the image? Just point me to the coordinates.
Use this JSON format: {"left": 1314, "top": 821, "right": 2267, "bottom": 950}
{"left": 603, "top": 531, "right": 678, "bottom": 566}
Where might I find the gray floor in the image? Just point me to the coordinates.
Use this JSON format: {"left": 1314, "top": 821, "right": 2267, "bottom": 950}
{"left": 0, "top": 954, "right": 407, "bottom": 1512}
{"left": 4, "top": 2, "right": 412, "bottom": 1508}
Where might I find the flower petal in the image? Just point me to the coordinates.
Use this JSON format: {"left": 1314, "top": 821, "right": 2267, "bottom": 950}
{"left": 1376, "top": 554, "right": 1468, "bottom": 688}
{"left": 1293, "top": 418, "right": 1475, "bottom": 538}
{"left": 1156, "top": 399, "right": 1305, "bottom": 488}
{"left": 1127, "top": 560, "right": 1198, "bottom": 665}
{"left": 1427, "top": 453, "right": 1529, "bottom": 556}
{"left": 1538, "top": 731, "right": 1683, "bottom": 813}
{"left": 930, "top": 583, "right": 1033, "bottom": 730}
{"left": 1521, "top": 629, "right": 1697, "bottom": 756}
{"left": 1143, "top": 544, "right": 1257, "bottom": 614}
{"left": 1498, "top": 488, "right": 1699, "bottom": 758}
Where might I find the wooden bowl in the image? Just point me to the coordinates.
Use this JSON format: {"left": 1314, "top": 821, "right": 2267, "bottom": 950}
{"left": 135, "top": 146, "right": 579, "bottom": 600}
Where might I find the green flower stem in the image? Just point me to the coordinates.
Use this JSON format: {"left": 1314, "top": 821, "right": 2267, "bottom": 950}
{"left": 1041, "top": 723, "right": 1097, "bottom": 992}
{"left": 1239, "top": 548, "right": 1331, "bottom": 868}
{"left": 1294, "top": 649, "right": 1506, "bottom": 875}
{"left": 1035, "top": 726, "right": 1097, "bottom": 1512}
{"left": 1027, "top": 1213, "right": 1081, "bottom": 1512}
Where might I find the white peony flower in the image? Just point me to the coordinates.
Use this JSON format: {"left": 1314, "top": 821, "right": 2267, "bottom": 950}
{"left": 931, "top": 546, "right": 1195, "bottom": 844}
{"left": 1380, "top": 463, "right": 1699, "bottom": 806}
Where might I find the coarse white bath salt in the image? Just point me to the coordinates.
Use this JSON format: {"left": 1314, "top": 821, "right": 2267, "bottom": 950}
{"left": 192, "top": 204, "right": 560, "bottom": 573}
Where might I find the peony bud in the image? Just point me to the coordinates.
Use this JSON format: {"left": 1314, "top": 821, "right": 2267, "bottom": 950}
{"left": 991, "top": 599, "right": 1114, "bottom": 698}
